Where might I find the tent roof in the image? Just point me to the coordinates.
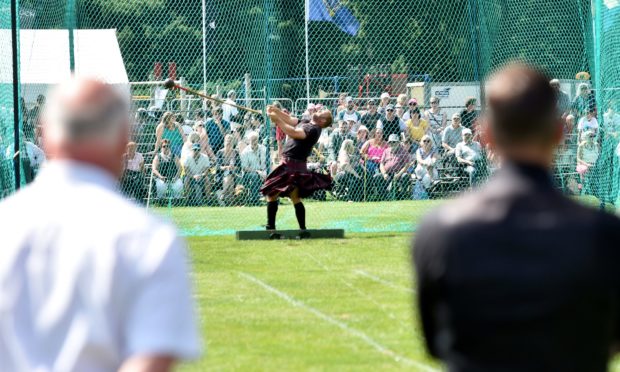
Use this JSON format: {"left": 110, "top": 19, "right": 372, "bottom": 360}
{"left": 0, "top": 29, "right": 128, "bottom": 85}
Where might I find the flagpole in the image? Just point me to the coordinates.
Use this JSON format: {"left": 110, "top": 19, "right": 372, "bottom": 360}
{"left": 202, "top": 0, "right": 207, "bottom": 107}
{"left": 305, "top": 0, "right": 311, "bottom": 106}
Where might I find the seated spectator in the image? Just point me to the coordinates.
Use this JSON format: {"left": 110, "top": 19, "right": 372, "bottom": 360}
{"left": 360, "top": 128, "right": 387, "bottom": 176}
{"left": 577, "top": 107, "right": 598, "bottom": 142}
{"left": 302, "top": 103, "right": 317, "bottom": 121}
{"left": 216, "top": 134, "right": 240, "bottom": 205}
{"left": 563, "top": 114, "right": 577, "bottom": 147}
{"left": 328, "top": 120, "right": 354, "bottom": 176}
{"left": 397, "top": 93, "right": 408, "bottom": 108}
{"left": 334, "top": 139, "right": 363, "bottom": 201}
{"left": 441, "top": 113, "right": 464, "bottom": 165}
{"left": 337, "top": 96, "right": 361, "bottom": 123}
{"left": 378, "top": 92, "right": 391, "bottom": 115}
{"left": 355, "top": 125, "right": 369, "bottom": 152}
{"left": 603, "top": 100, "right": 620, "bottom": 142}
{"left": 395, "top": 104, "right": 405, "bottom": 120}
{"left": 121, "top": 142, "right": 144, "bottom": 201}
{"left": 415, "top": 135, "right": 439, "bottom": 190}
{"left": 376, "top": 134, "right": 411, "bottom": 199}
{"left": 183, "top": 143, "right": 212, "bottom": 205}
{"left": 155, "top": 111, "right": 186, "bottom": 156}
{"left": 460, "top": 97, "right": 478, "bottom": 130}
{"left": 424, "top": 96, "right": 447, "bottom": 148}
{"left": 406, "top": 107, "right": 429, "bottom": 153}
{"left": 360, "top": 99, "right": 382, "bottom": 133}
{"left": 272, "top": 101, "right": 287, "bottom": 162}
{"left": 378, "top": 104, "right": 406, "bottom": 140}
{"left": 181, "top": 132, "right": 201, "bottom": 163}
{"left": 205, "top": 106, "right": 231, "bottom": 154}
{"left": 240, "top": 132, "right": 267, "bottom": 205}
{"left": 152, "top": 139, "right": 183, "bottom": 199}
{"left": 402, "top": 98, "right": 418, "bottom": 121}
{"left": 455, "top": 128, "right": 484, "bottom": 186}
{"left": 576, "top": 130, "right": 600, "bottom": 195}
{"left": 336, "top": 93, "right": 348, "bottom": 114}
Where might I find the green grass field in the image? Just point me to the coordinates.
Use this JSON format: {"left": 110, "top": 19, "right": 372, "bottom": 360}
{"left": 161, "top": 200, "right": 620, "bottom": 371}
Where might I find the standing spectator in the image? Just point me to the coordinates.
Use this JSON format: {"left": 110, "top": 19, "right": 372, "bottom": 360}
{"left": 576, "top": 130, "right": 600, "bottom": 195}
{"left": 424, "top": 96, "right": 447, "bottom": 148}
{"left": 577, "top": 107, "right": 599, "bottom": 142}
{"left": 460, "top": 97, "right": 478, "bottom": 130}
{"left": 121, "top": 141, "right": 145, "bottom": 201}
{"left": 177, "top": 113, "right": 193, "bottom": 136}
{"left": 192, "top": 121, "right": 216, "bottom": 161}
{"left": 20, "top": 97, "right": 31, "bottom": 142}
{"left": 222, "top": 89, "right": 239, "bottom": 124}
{"left": 152, "top": 139, "right": 183, "bottom": 200}
{"left": 441, "top": 113, "right": 464, "bottom": 164}
{"left": 337, "top": 96, "right": 361, "bottom": 123}
{"left": 572, "top": 83, "right": 595, "bottom": 118}
{"left": 378, "top": 104, "right": 406, "bottom": 139}
{"left": 328, "top": 120, "right": 354, "bottom": 176}
{"left": 334, "top": 139, "right": 362, "bottom": 201}
{"left": 205, "top": 106, "right": 231, "bottom": 154}
{"left": 360, "top": 99, "right": 382, "bottom": 133}
{"left": 155, "top": 111, "right": 186, "bottom": 157}
{"left": 402, "top": 98, "right": 418, "bottom": 121}
{"left": 29, "top": 94, "right": 46, "bottom": 146}
{"left": 405, "top": 107, "right": 429, "bottom": 152}
{"left": 377, "top": 134, "right": 411, "bottom": 199}
{"left": 360, "top": 128, "right": 387, "bottom": 177}
{"left": 378, "top": 92, "right": 391, "bottom": 115}
{"left": 455, "top": 128, "right": 484, "bottom": 186}
{"left": 240, "top": 132, "right": 267, "bottom": 205}
{"left": 415, "top": 135, "right": 439, "bottom": 190}
{"left": 413, "top": 63, "right": 620, "bottom": 372}
{"left": 183, "top": 143, "right": 211, "bottom": 205}
{"left": 0, "top": 78, "right": 199, "bottom": 372}
{"left": 216, "top": 134, "right": 240, "bottom": 205}
{"left": 181, "top": 132, "right": 202, "bottom": 163}
{"left": 550, "top": 78, "right": 570, "bottom": 117}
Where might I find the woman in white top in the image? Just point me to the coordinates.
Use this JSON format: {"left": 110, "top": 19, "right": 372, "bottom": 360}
{"left": 415, "top": 135, "right": 440, "bottom": 189}
{"left": 121, "top": 141, "right": 145, "bottom": 200}
{"left": 181, "top": 132, "right": 201, "bottom": 163}
{"left": 337, "top": 139, "right": 361, "bottom": 178}
{"left": 577, "top": 109, "right": 599, "bottom": 142}
{"left": 424, "top": 96, "right": 447, "bottom": 148}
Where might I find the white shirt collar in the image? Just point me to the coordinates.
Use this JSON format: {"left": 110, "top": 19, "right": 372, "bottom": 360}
{"left": 36, "top": 160, "right": 119, "bottom": 192}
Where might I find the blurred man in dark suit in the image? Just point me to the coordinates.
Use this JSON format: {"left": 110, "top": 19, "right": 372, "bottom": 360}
{"left": 413, "top": 63, "right": 620, "bottom": 372}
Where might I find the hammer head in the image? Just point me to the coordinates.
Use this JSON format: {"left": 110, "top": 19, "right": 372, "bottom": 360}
{"left": 163, "top": 79, "right": 176, "bottom": 90}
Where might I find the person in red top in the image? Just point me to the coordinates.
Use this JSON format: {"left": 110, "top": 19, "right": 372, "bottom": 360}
{"left": 260, "top": 106, "right": 333, "bottom": 234}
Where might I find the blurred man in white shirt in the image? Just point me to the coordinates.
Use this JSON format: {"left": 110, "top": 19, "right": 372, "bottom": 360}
{"left": 0, "top": 77, "right": 200, "bottom": 372}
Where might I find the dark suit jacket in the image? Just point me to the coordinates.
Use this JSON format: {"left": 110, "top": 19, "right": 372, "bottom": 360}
{"left": 413, "top": 162, "right": 620, "bottom": 372}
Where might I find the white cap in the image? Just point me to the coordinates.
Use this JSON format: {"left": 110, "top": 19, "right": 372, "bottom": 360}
{"left": 380, "top": 92, "right": 390, "bottom": 99}
{"left": 345, "top": 96, "right": 353, "bottom": 103}
{"left": 462, "top": 128, "right": 472, "bottom": 135}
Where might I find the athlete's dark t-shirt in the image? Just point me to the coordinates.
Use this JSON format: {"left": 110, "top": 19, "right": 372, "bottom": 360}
{"left": 282, "top": 119, "right": 322, "bottom": 161}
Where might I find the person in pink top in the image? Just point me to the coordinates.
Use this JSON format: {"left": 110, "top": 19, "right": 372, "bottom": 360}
{"left": 360, "top": 127, "right": 387, "bottom": 176}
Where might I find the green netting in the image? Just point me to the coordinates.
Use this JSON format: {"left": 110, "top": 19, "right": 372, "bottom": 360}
{"left": 3, "top": 0, "right": 619, "bottom": 234}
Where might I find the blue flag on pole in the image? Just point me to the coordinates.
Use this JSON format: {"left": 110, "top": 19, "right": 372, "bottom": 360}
{"left": 308, "top": 0, "right": 360, "bottom": 36}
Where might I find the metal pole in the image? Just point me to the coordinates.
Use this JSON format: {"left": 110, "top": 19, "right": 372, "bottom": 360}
{"left": 305, "top": 0, "right": 311, "bottom": 105}
{"left": 66, "top": 0, "right": 76, "bottom": 72}
{"left": 11, "top": 0, "right": 21, "bottom": 190}
{"left": 202, "top": 0, "right": 207, "bottom": 105}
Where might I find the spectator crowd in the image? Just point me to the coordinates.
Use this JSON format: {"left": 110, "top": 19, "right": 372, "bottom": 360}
{"left": 7, "top": 80, "right": 618, "bottom": 206}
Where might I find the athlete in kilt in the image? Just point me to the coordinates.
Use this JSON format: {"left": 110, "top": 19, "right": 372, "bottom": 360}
{"left": 261, "top": 105, "right": 334, "bottom": 232}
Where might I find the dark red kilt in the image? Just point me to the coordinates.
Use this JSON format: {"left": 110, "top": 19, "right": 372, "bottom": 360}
{"left": 260, "top": 160, "right": 332, "bottom": 198}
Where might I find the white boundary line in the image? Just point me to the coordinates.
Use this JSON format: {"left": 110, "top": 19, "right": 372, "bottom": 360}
{"left": 354, "top": 270, "right": 416, "bottom": 293}
{"left": 239, "top": 272, "right": 438, "bottom": 372}
{"left": 298, "top": 251, "right": 411, "bottom": 329}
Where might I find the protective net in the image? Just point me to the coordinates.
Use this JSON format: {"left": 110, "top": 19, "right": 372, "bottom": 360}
{"left": 3, "top": 0, "right": 618, "bottom": 234}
